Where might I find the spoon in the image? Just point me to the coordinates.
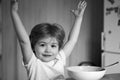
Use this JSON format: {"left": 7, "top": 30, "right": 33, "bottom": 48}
{"left": 104, "top": 61, "right": 119, "bottom": 68}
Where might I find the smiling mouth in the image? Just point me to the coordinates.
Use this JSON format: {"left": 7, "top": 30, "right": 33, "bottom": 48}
{"left": 42, "top": 54, "right": 52, "bottom": 57}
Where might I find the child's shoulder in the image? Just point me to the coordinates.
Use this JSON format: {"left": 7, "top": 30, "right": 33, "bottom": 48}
{"left": 59, "top": 49, "right": 65, "bottom": 56}
{"left": 58, "top": 49, "right": 66, "bottom": 60}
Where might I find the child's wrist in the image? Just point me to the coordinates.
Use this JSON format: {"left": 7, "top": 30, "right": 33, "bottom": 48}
{"left": 11, "top": 10, "right": 18, "bottom": 15}
{"left": 11, "top": 10, "right": 18, "bottom": 13}
{"left": 75, "top": 15, "right": 83, "bottom": 20}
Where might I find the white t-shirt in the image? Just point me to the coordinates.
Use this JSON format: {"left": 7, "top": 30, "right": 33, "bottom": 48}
{"left": 24, "top": 50, "right": 66, "bottom": 80}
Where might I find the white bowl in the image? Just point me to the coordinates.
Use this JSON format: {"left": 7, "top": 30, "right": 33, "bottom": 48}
{"left": 66, "top": 66, "right": 106, "bottom": 80}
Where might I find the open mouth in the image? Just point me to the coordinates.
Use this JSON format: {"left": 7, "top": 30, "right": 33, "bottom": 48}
{"left": 42, "top": 54, "right": 52, "bottom": 57}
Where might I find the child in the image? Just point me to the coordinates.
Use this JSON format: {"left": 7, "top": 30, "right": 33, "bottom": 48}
{"left": 10, "top": 0, "right": 87, "bottom": 80}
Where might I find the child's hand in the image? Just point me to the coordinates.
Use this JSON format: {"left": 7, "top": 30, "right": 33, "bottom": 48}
{"left": 71, "top": 0, "right": 87, "bottom": 18}
{"left": 11, "top": 0, "right": 19, "bottom": 12}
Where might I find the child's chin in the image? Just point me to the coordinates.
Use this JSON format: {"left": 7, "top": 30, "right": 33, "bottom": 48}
{"left": 41, "top": 57, "right": 54, "bottom": 62}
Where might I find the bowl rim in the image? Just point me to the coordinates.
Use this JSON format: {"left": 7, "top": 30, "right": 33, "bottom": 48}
{"left": 66, "top": 66, "right": 106, "bottom": 72}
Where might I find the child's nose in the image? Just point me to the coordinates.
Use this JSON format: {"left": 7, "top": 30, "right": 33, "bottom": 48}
{"left": 45, "top": 46, "right": 51, "bottom": 52}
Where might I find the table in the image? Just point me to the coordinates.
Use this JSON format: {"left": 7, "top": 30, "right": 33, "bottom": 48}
{"left": 66, "top": 73, "right": 120, "bottom": 80}
{"left": 101, "top": 73, "right": 120, "bottom": 80}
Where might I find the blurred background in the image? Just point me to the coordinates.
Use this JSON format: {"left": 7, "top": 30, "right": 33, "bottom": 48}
{"left": 0, "top": 0, "right": 103, "bottom": 80}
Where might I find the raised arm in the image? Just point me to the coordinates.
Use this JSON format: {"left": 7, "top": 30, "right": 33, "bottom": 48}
{"left": 63, "top": 1, "right": 87, "bottom": 57}
{"left": 10, "top": 0, "right": 33, "bottom": 64}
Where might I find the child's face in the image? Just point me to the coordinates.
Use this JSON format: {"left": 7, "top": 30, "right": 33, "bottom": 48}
{"left": 34, "top": 36, "right": 59, "bottom": 62}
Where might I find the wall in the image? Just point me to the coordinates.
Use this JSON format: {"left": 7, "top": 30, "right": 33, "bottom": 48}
{"left": 0, "top": 0, "right": 2, "bottom": 79}
{"left": 70, "top": 0, "right": 103, "bottom": 66}
{"left": 89, "top": 0, "right": 103, "bottom": 66}
{"left": 1, "top": 0, "right": 103, "bottom": 80}
{"left": 2, "top": 0, "right": 17, "bottom": 80}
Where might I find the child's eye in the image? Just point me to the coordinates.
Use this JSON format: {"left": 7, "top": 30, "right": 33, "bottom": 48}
{"left": 51, "top": 45, "right": 57, "bottom": 48}
{"left": 40, "top": 44, "right": 45, "bottom": 47}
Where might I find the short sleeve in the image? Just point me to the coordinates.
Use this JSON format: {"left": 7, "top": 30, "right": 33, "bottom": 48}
{"left": 23, "top": 54, "right": 49, "bottom": 80}
{"left": 24, "top": 54, "right": 37, "bottom": 70}
{"left": 59, "top": 50, "right": 66, "bottom": 66}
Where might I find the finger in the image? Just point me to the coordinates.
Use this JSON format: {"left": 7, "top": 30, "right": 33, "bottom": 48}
{"left": 81, "top": 1, "right": 87, "bottom": 9}
{"left": 82, "top": 0, "right": 86, "bottom": 5}
{"left": 70, "top": 10, "right": 77, "bottom": 16}
{"left": 71, "top": 10, "right": 75, "bottom": 13}
{"left": 81, "top": 1, "right": 86, "bottom": 6}
{"left": 78, "top": 1, "right": 85, "bottom": 10}
{"left": 83, "top": 1, "right": 87, "bottom": 9}
{"left": 78, "top": 1, "right": 82, "bottom": 9}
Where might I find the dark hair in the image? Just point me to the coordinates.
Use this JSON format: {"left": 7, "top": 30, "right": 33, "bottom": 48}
{"left": 29, "top": 23, "right": 65, "bottom": 52}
